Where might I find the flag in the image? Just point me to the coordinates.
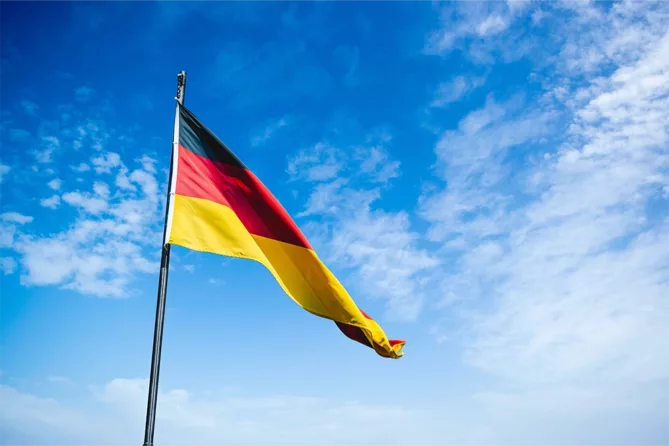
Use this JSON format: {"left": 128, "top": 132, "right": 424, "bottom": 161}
{"left": 166, "top": 104, "right": 405, "bottom": 359}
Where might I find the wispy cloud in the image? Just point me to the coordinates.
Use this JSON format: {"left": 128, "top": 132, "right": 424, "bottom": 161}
{"left": 1, "top": 377, "right": 430, "bottom": 445}
{"left": 334, "top": 44, "right": 360, "bottom": 87}
{"left": 1, "top": 212, "right": 34, "bottom": 225}
{"left": 47, "top": 375, "right": 73, "bottom": 385}
{"left": 421, "top": 93, "right": 556, "bottom": 243}
{"left": 287, "top": 142, "right": 344, "bottom": 183}
{"left": 251, "top": 116, "right": 288, "bottom": 147}
{"left": 7, "top": 372, "right": 654, "bottom": 445}
{"left": 71, "top": 162, "right": 91, "bottom": 173}
{"left": 2, "top": 93, "right": 165, "bottom": 297}
{"left": 425, "top": 2, "right": 515, "bottom": 55}
{"left": 36, "top": 136, "right": 59, "bottom": 163}
{"left": 431, "top": 75, "right": 486, "bottom": 107}
{"left": 353, "top": 145, "right": 400, "bottom": 184}
{"left": 20, "top": 99, "right": 39, "bottom": 116}
{"left": 9, "top": 128, "right": 31, "bottom": 142}
{"left": 0, "top": 257, "right": 17, "bottom": 274}
{"left": 0, "top": 162, "right": 9, "bottom": 183}
{"left": 75, "top": 86, "right": 95, "bottom": 103}
{"left": 422, "top": 0, "right": 669, "bottom": 418}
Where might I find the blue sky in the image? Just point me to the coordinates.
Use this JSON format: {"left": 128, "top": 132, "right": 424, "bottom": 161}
{"left": 1, "top": 1, "right": 668, "bottom": 444}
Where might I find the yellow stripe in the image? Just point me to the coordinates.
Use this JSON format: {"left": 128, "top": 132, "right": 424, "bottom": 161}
{"left": 168, "top": 194, "right": 402, "bottom": 358}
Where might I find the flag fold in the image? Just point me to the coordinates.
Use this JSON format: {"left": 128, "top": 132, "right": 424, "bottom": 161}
{"left": 166, "top": 104, "right": 405, "bottom": 359}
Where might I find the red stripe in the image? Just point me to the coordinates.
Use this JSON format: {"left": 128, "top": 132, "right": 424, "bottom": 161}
{"left": 175, "top": 145, "right": 312, "bottom": 249}
{"left": 335, "top": 321, "right": 373, "bottom": 348}
{"left": 336, "top": 309, "right": 405, "bottom": 350}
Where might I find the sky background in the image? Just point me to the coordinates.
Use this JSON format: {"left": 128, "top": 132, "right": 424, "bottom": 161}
{"left": 1, "top": 1, "right": 668, "bottom": 445}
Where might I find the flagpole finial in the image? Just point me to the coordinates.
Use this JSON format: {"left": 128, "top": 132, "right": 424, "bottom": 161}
{"left": 176, "top": 71, "right": 187, "bottom": 104}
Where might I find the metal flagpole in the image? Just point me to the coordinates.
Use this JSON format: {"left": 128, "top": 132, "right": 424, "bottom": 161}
{"left": 142, "top": 71, "right": 187, "bottom": 446}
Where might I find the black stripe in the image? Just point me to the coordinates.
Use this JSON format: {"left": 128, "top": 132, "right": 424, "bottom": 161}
{"left": 178, "top": 104, "right": 246, "bottom": 169}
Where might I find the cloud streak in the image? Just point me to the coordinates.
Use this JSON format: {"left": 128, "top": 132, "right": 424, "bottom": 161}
{"left": 0, "top": 162, "right": 10, "bottom": 183}
{"left": 3, "top": 373, "right": 665, "bottom": 445}
{"left": 0, "top": 377, "right": 433, "bottom": 446}
{"left": 251, "top": 116, "right": 288, "bottom": 147}
{"left": 422, "top": 0, "right": 669, "bottom": 424}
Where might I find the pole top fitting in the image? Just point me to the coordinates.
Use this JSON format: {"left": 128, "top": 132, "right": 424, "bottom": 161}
{"left": 176, "top": 71, "right": 187, "bottom": 103}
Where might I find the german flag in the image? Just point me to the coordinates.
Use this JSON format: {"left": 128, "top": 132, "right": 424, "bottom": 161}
{"left": 166, "top": 104, "right": 405, "bottom": 359}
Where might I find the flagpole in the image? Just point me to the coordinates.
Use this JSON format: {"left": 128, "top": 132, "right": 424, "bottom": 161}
{"left": 142, "top": 70, "right": 187, "bottom": 446}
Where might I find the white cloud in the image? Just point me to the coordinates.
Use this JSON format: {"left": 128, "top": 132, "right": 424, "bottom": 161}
{"left": 0, "top": 213, "right": 33, "bottom": 252}
{"left": 91, "top": 151, "right": 122, "bottom": 173}
{"left": 1, "top": 212, "right": 33, "bottom": 225}
{"left": 431, "top": 75, "right": 486, "bottom": 107}
{"left": 115, "top": 165, "right": 135, "bottom": 190}
{"left": 71, "top": 162, "right": 91, "bottom": 172}
{"left": 62, "top": 191, "right": 109, "bottom": 214}
{"left": 476, "top": 14, "right": 508, "bottom": 36}
{"left": 2, "top": 375, "right": 665, "bottom": 445}
{"left": 424, "top": 2, "right": 517, "bottom": 55}
{"left": 326, "top": 200, "right": 439, "bottom": 321}
{"left": 138, "top": 154, "right": 157, "bottom": 174}
{"left": 0, "top": 162, "right": 9, "bottom": 183}
{"left": 470, "top": 26, "right": 669, "bottom": 383}
{"left": 506, "top": 0, "right": 532, "bottom": 13}
{"left": 354, "top": 145, "right": 401, "bottom": 183}
{"left": 0, "top": 257, "right": 17, "bottom": 274}
{"left": 47, "top": 178, "right": 62, "bottom": 191}
{"left": 297, "top": 178, "right": 349, "bottom": 218}
{"left": 287, "top": 142, "right": 344, "bottom": 182}
{"left": 36, "top": 135, "right": 60, "bottom": 163}
{"left": 0, "top": 378, "right": 433, "bottom": 446}
{"left": 40, "top": 195, "right": 61, "bottom": 209}
{"left": 20, "top": 99, "right": 39, "bottom": 116}
{"left": 19, "top": 157, "right": 164, "bottom": 296}
{"left": 0, "top": 224, "right": 17, "bottom": 248}
{"left": 9, "top": 128, "right": 31, "bottom": 142}
{"left": 129, "top": 168, "right": 158, "bottom": 200}
{"left": 251, "top": 116, "right": 288, "bottom": 147}
{"left": 422, "top": 0, "right": 669, "bottom": 421}
{"left": 75, "top": 86, "right": 95, "bottom": 102}
{"left": 531, "top": 7, "right": 548, "bottom": 25}
{"left": 63, "top": 179, "right": 113, "bottom": 214}
{"left": 67, "top": 118, "right": 112, "bottom": 152}
{"left": 289, "top": 137, "right": 400, "bottom": 186}
{"left": 183, "top": 264, "right": 195, "bottom": 273}
{"left": 3, "top": 93, "right": 166, "bottom": 298}
{"left": 93, "top": 181, "right": 110, "bottom": 199}
{"left": 421, "top": 93, "right": 556, "bottom": 243}
{"left": 14, "top": 218, "right": 158, "bottom": 297}
{"left": 46, "top": 375, "right": 73, "bottom": 385}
